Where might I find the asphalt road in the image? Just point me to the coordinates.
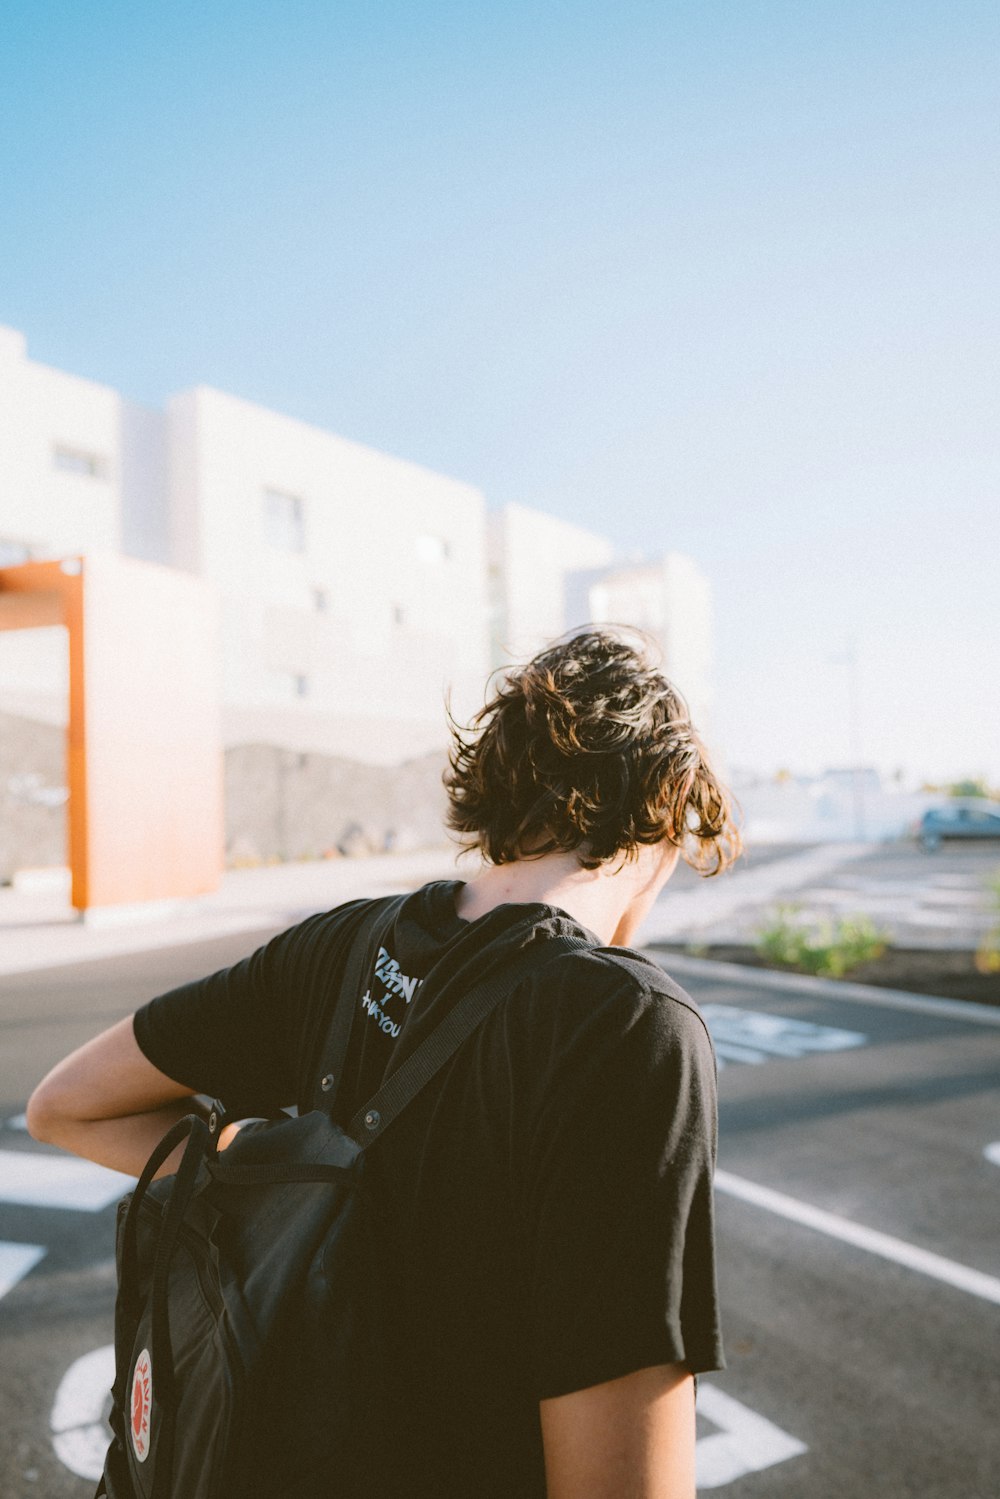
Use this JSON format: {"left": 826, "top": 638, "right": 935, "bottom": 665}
{"left": 1, "top": 928, "right": 998, "bottom": 1497}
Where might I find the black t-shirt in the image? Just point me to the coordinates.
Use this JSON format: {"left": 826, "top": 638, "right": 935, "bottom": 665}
{"left": 133, "top": 880, "right": 724, "bottom": 1497}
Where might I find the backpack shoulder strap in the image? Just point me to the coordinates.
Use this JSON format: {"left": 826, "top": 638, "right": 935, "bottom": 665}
{"left": 311, "top": 894, "right": 410, "bottom": 1112}
{"left": 348, "top": 932, "right": 591, "bottom": 1148}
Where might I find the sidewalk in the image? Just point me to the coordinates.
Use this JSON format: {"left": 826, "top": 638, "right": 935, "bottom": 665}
{"left": 0, "top": 849, "right": 465, "bottom": 977}
{"left": 640, "top": 842, "right": 874, "bottom": 944}
{"left": 0, "top": 841, "right": 882, "bottom": 979}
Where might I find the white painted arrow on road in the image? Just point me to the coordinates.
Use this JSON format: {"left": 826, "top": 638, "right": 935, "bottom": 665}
{"left": 0, "top": 1146, "right": 135, "bottom": 1303}
{"left": 50, "top": 1347, "right": 811, "bottom": 1488}
{"left": 697, "top": 1383, "right": 807, "bottom": 1488}
{"left": 0, "top": 1241, "right": 46, "bottom": 1300}
{"left": 51, "top": 1344, "right": 117, "bottom": 1482}
{"left": 0, "top": 1149, "right": 134, "bottom": 1212}
{"left": 702, "top": 1004, "right": 867, "bottom": 1069}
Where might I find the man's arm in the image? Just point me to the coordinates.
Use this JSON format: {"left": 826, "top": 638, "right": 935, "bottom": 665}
{"left": 540, "top": 1363, "right": 696, "bottom": 1499}
{"left": 26, "top": 1016, "right": 208, "bottom": 1179}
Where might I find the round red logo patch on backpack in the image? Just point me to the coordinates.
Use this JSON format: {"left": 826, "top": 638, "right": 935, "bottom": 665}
{"left": 130, "top": 1348, "right": 152, "bottom": 1463}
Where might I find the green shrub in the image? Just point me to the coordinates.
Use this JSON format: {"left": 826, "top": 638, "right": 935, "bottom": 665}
{"left": 975, "top": 869, "right": 1000, "bottom": 975}
{"left": 755, "top": 905, "right": 810, "bottom": 968}
{"left": 754, "top": 905, "right": 888, "bottom": 978}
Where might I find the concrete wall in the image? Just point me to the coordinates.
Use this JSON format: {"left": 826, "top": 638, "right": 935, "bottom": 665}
{"left": 0, "top": 711, "right": 450, "bottom": 881}
{"left": 225, "top": 743, "right": 450, "bottom": 865}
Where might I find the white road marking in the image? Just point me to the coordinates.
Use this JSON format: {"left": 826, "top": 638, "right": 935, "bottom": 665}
{"left": 49, "top": 1343, "right": 810, "bottom": 1491}
{"left": 0, "top": 1149, "right": 134, "bottom": 1211}
{"left": 985, "top": 1142, "right": 1000, "bottom": 1167}
{"left": 714, "top": 1042, "right": 770, "bottom": 1068}
{"left": 50, "top": 1344, "right": 114, "bottom": 1481}
{"left": 704, "top": 1005, "right": 867, "bottom": 1069}
{"left": 715, "top": 1170, "right": 1000, "bottom": 1305}
{"left": 696, "top": 1383, "right": 807, "bottom": 1489}
{"left": 0, "top": 1240, "right": 46, "bottom": 1299}
{"left": 657, "top": 951, "right": 1000, "bottom": 1027}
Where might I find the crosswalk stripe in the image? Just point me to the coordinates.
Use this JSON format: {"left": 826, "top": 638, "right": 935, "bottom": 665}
{"left": 0, "top": 1150, "right": 134, "bottom": 1212}
{"left": 0, "top": 1240, "right": 46, "bottom": 1300}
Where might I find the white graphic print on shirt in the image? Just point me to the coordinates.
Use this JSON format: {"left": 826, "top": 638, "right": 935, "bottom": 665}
{"left": 361, "top": 947, "right": 424, "bottom": 1038}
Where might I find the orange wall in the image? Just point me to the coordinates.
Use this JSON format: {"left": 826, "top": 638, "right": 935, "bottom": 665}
{"left": 1, "top": 554, "right": 224, "bottom": 909}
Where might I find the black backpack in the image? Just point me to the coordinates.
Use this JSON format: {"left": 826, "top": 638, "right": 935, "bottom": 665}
{"left": 95, "top": 901, "right": 585, "bottom": 1499}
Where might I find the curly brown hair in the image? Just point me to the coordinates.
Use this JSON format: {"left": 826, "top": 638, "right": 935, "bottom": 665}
{"left": 444, "top": 627, "right": 742, "bottom": 875}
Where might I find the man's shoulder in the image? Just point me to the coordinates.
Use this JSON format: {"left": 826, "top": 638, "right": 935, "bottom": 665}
{"left": 497, "top": 942, "right": 718, "bottom": 1124}
{"left": 515, "top": 939, "right": 713, "bottom": 1051}
{"left": 273, "top": 893, "right": 399, "bottom": 950}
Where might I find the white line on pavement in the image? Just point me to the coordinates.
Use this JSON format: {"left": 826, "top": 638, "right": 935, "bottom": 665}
{"left": 714, "top": 1169, "right": 1000, "bottom": 1306}
{"left": 985, "top": 1142, "right": 1000, "bottom": 1167}
{"left": 696, "top": 1383, "right": 807, "bottom": 1489}
{"left": 656, "top": 951, "right": 1000, "bottom": 1027}
{"left": 0, "top": 1150, "right": 134, "bottom": 1212}
{"left": 0, "top": 1240, "right": 46, "bottom": 1299}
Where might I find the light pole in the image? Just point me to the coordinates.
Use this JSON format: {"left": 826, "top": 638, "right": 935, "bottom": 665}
{"left": 846, "top": 639, "right": 865, "bottom": 841}
{"left": 829, "top": 640, "right": 865, "bottom": 841}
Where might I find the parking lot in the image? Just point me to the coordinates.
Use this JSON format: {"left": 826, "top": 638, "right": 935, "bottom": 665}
{"left": 644, "top": 838, "right": 1000, "bottom": 949}
{"left": 687, "top": 963, "right": 1000, "bottom": 1496}
{"left": 1, "top": 908, "right": 998, "bottom": 1497}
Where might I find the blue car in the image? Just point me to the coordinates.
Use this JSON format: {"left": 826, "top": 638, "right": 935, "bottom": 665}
{"left": 915, "top": 801, "right": 1000, "bottom": 850}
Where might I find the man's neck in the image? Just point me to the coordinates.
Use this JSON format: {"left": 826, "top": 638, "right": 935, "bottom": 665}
{"left": 455, "top": 847, "right": 672, "bottom": 947}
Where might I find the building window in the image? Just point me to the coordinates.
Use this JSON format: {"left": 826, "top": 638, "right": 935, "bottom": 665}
{"left": 0, "top": 538, "right": 33, "bottom": 566}
{"left": 263, "top": 488, "right": 306, "bottom": 553}
{"left": 53, "top": 446, "right": 106, "bottom": 478}
{"left": 415, "top": 533, "right": 450, "bottom": 564}
{"left": 271, "top": 670, "right": 310, "bottom": 699}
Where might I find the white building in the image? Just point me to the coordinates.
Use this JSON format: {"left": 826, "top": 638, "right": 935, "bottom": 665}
{"left": 491, "top": 501, "right": 714, "bottom": 736}
{"left": 580, "top": 553, "right": 715, "bottom": 735}
{"left": 488, "top": 502, "right": 614, "bottom": 665}
{"left": 168, "top": 385, "right": 488, "bottom": 760}
{"left": 0, "top": 325, "right": 169, "bottom": 723}
{"left": 1, "top": 324, "right": 716, "bottom": 764}
{"left": 0, "top": 326, "right": 489, "bottom": 762}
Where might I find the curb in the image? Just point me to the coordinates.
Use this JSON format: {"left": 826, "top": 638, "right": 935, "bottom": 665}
{"left": 645, "top": 949, "right": 1000, "bottom": 1028}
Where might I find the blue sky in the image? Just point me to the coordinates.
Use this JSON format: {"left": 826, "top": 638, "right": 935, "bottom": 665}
{"left": 2, "top": 1, "right": 997, "bottom": 781}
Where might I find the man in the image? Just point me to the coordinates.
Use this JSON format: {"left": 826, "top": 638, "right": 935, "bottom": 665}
{"left": 28, "top": 626, "right": 741, "bottom": 1497}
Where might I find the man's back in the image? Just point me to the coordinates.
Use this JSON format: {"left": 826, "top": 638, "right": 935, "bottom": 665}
{"left": 132, "top": 880, "right": 723, "bottom": 1495}
{"left": 28, "top": 627, "right": 741, "bottom": 1494}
